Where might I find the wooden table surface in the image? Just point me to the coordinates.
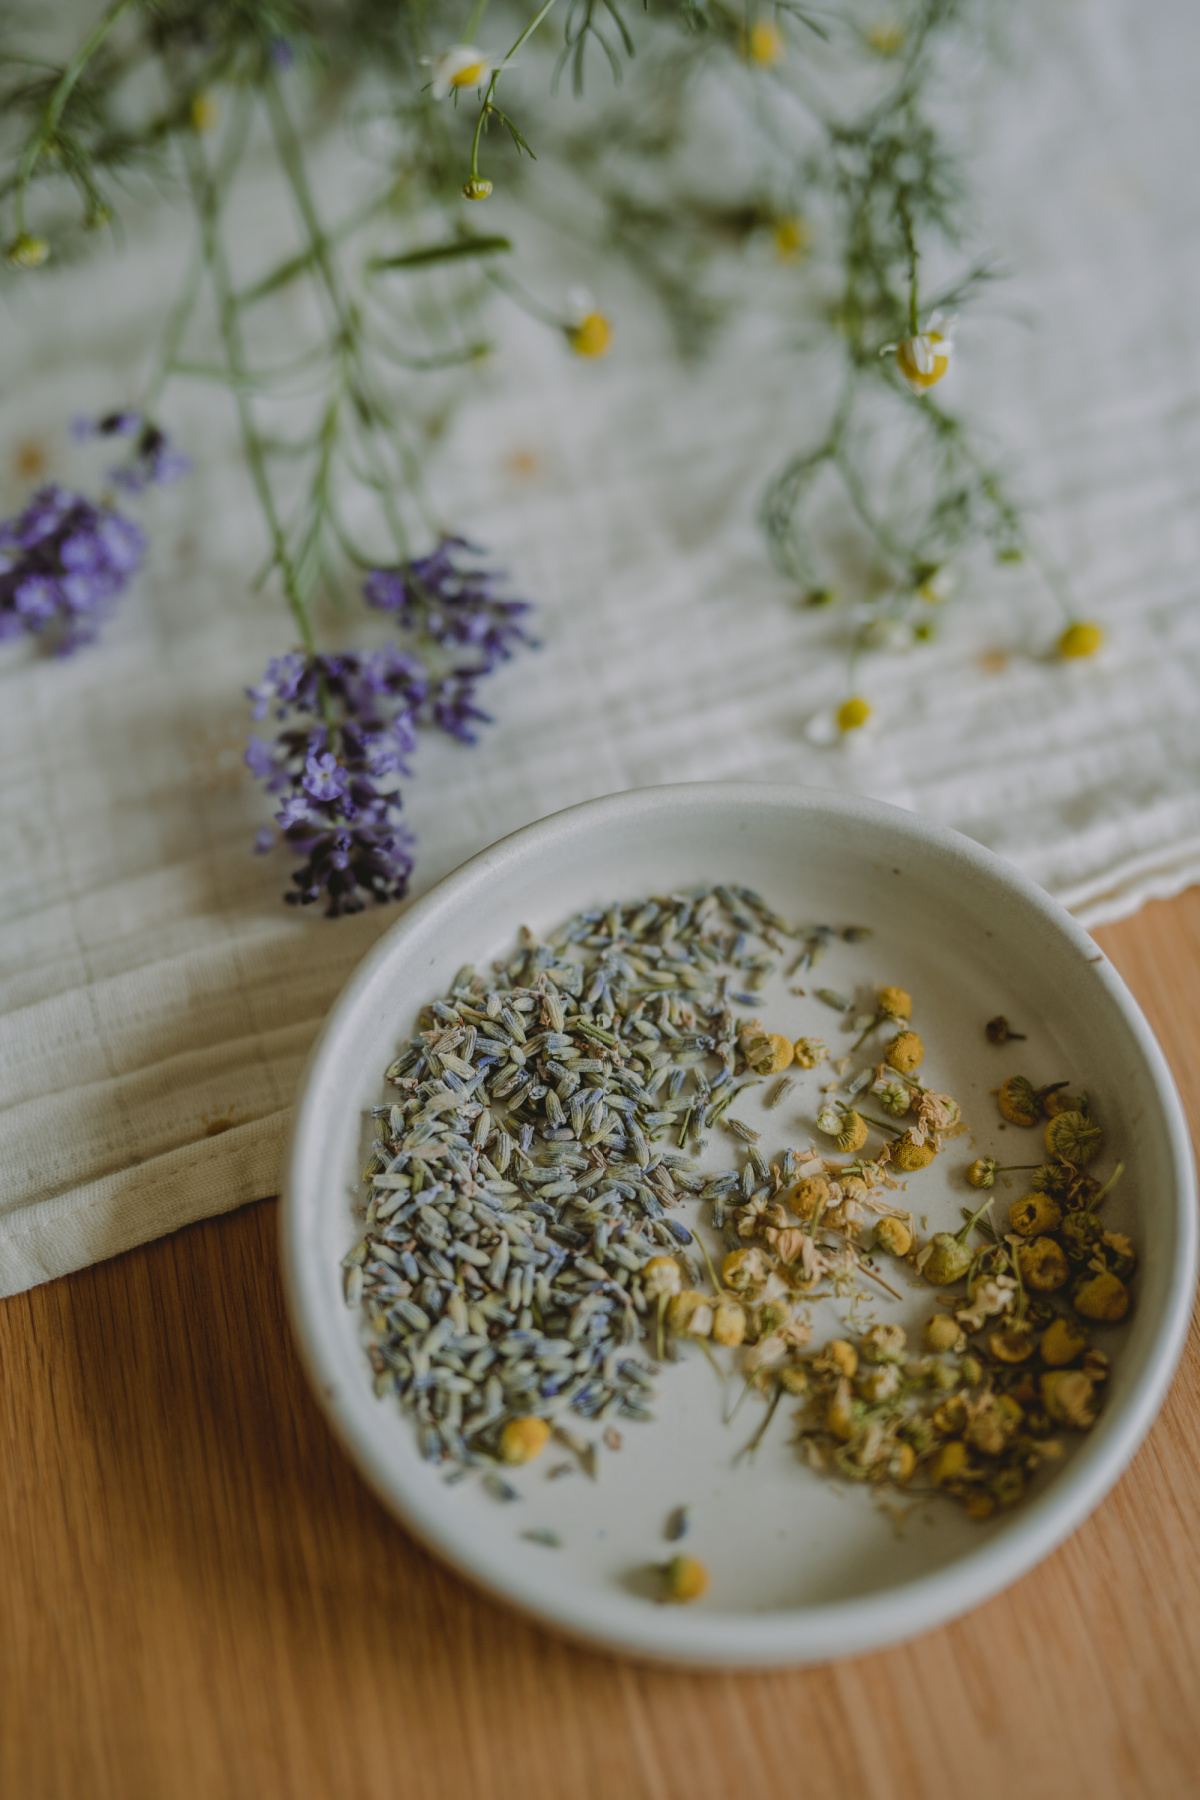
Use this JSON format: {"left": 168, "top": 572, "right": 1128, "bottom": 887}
{"left": 3, "top": 891, "right": 1199, "bottom": 1800}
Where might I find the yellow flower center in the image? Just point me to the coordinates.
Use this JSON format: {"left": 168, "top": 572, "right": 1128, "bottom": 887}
{"left": 189, "top": 92, "right": 218, "bottom": 134}
{"left": 747, "top": 21, "right": 785, "bottom": 65}
{"left": 569, "top": 312, "right": 612, "bottom": 358}
{"left": 895, "top": 332, "right": 949, "bottom": 389}
{"left": 867, "top": 22, "right": 905, "bottom": 56}
{"left": 449, "top": 58, "right": 489, "bottom": 88}
{"left": 1057, "top": 621, "right": 1104, "bottom": 659}
{"left": 837, "top": 696, "right": 872, "bottom": 732}
{"left": 772, "top": 216, "right": 810, "bottom": 261}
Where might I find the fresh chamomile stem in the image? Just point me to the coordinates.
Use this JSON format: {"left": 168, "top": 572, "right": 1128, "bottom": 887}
{"left": 12, "top": 0, "right": 139, "bottom": 233}
{"left": 469, "top": 0, "right": 562, "bottom": 183}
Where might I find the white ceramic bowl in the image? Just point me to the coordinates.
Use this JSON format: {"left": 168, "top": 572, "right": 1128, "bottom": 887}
{"left": 281, "top": 784, "right": 1196, "bottom": 1666}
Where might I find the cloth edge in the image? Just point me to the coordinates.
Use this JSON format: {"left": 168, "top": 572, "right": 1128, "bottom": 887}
{"left": 0, "top": 1109, "right": 289, "bottom": 1299}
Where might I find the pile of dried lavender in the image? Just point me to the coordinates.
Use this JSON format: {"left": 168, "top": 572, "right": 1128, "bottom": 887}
{"left": 344, "top": 884, "right": 816, "bottom": 1480}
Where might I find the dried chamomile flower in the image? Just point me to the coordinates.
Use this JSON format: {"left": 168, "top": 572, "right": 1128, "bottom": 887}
{"left": 877, "top": 985, "right": 912, "bottom": 1020}
{"left": 721, "top": 1247, "right": 768, "bottom": 1294}
{"left": 967, "top": 1157, "right": 1040, "bottom": 1189}
{"left": 500, "top": 1416, "right": 551, "bottom": 1465}
{"left": 921, "top": 1198, "right": 993, "bottom": 1284}
{"left": 789, "top": 1174, "right": 831, "bottom": 1219}
{"left": 778, "top": 1362, "right": 810, "bottom": 1395}
{"left": 1015, "top": 1236, "right": 1070, "bottom": 1292}
{"left": 1008, "top": 1192, "right": 1063, "bottom": 1238}
{"left": 997, "top": 1075, "right": 1041, "bottom": 1127}
{"left": 711, "top": 1299, "right": 747, "bottom": 1346}
{"left": 661, "top": 1555, "right": 709, "bottom": 1603}
{"left": 985, "top": 1015, "right": 1025, "bottom": 1045}
{"left": 833, "top": 1109, "right": 869, "bottom": 1153}
{"left": 793, "top": 1036, "right": 828, "bottom": 1069}
{"left": 1041, "top": 1088, "right": 1082, "bottom": 1119}
{"left": 825, "top": 1377, "right": 857, "bottom": 1440}
{"left": 859, "top": 1323, "right": 906, "bottom": 1363}
{"left": 989, "top": 1325, "right": 1036, "bottom": 1364}
{"left": 930, "top": 1440, "right": 969, "bottom": 1486}
{"left": 875, "top": 1078, "right": 912, "bottom": 1118}
{"left": 1029, "top": 1161, "right": 1099, "bottom": 1206}
{"left": 1044, "top": 1110, "right": 1103, "bottom": 1165}
{"left": 1040, "top": 1316, "right": 1090, "bottom": 1367}
{"left": 1073, "top": 1270, "right": 1130, "bottom": 1322}
{"left": 873, "top": 1215, "right": 912, "bottom": 1256}
{"left": 885, "top": 1030, "right": 924, "bottom": 1074}
{"left": 816, "top": 1339, "right": 859, "bottom": 1379}
{"left": 667, "top": 1290, "right": 713, "bottom": 1337}
{"left": 642, "top": 1255, "right": 682, "bottom": 1299}
{"left": 923, "top": 1314, "right": 966, "bottom": 1354}
{"left": 857, "top": 1365, "right": 900, "bottom": 1402}
{"left": 970, "top": 1396, "right": 1025, "bottom": 1459}
{"left": 1040, "top": 1370, "right": 1097, "bottom": 1429}
{"left": 889, "top": 1131, "right": 936, "bottom": 1172}
{"left": 745, "top": 1032, "right": 795, "bottom": 1075}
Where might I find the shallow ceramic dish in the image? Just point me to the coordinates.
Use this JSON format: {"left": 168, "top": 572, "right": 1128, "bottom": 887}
{"left": 281, "top": 784, "right": 1196, "bottom": 1667}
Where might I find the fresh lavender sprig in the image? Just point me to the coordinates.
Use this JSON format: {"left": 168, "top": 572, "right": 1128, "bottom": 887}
{"left": 246, "top": 543, "right": 536, "bottom": 913}
{"left": 246, "top": 648, "right": 427, "bottom": 917}
{"left": 0, "top": 484, "right": 145, "bottom": 655}
{"left": 364, "top": 535, "right": 536, "bottom": 677}
{"left": 73, "top": 411, "right": 191, "bottom": 493}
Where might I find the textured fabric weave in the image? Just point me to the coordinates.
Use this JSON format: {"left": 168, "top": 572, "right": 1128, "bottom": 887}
{"left": 1, "top": 0, "right": 1197, "bottom": 1293}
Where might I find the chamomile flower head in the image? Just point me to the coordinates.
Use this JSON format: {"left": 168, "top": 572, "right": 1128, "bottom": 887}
{"left": 883, "top": 312, "right": 954, "bottom": 392}
{"left": 1057, "top": 621, "right": 1104, "bottom": 659}
{"left": 428, "top": 45, "right": 497, "bottom": 100}
{"left": 746, "top": 20, "right": 785, "bottom": 65}
{"left": 804, "top": 695, "right": 879, "bottom": 748}
{"left": 565, "top": 289, "right": 612, "bottom": 358}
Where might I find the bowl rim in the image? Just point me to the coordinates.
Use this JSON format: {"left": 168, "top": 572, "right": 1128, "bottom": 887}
{"left": 280, "top": 781, "right": 1198, "bottom": 1667}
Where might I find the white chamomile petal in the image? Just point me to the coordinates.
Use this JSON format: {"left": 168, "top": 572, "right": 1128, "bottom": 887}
{"left": 428, "top": 45, "right": 497, "bottom": 100}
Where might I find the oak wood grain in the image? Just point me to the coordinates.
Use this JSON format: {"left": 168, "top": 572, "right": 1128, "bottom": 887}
{"left": 3, "top": 891, "right": 1199, "bottom": 1800}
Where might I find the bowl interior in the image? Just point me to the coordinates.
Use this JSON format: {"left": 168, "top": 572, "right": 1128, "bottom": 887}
{"left": 282, "top": 784, "right": 1195, "bottom": 1665}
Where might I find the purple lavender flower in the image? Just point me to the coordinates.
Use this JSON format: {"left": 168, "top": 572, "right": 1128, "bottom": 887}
{"left": 74, "top": 411, "right": 191, "bottom": 492}
{"left": 245, "top": 647, "right": 423, "bottom": 916}
{"left": 363, "top": 536, "right": 536, "bottom": 676}
{"left": 0, "top": 484, "right": 145, "bottom": 654}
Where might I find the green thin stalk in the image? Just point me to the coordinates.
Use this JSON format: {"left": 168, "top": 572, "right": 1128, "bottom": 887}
{"left": 261, "top": 70, "right": 418, "bottom": 560}
{"left": 180, "top": 91, "right": 315, "bottom": 654}
{"left": 12, "top": 0, "right": 139, "bottom": 232}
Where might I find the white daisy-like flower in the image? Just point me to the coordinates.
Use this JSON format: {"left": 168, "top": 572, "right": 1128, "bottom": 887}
{"left": 428, "top": 45, "right": 497, "bottom": 100}
{"left": 804, "top": 695, "right": 880, "bottom": 748}
{"left": 882, "top": 311, "right": 955, "bottom": 392}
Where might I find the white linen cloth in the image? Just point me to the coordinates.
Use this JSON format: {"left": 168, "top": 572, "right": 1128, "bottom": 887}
{"left": 1, "top": 0, "right": 1197, "bottom": 1294}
